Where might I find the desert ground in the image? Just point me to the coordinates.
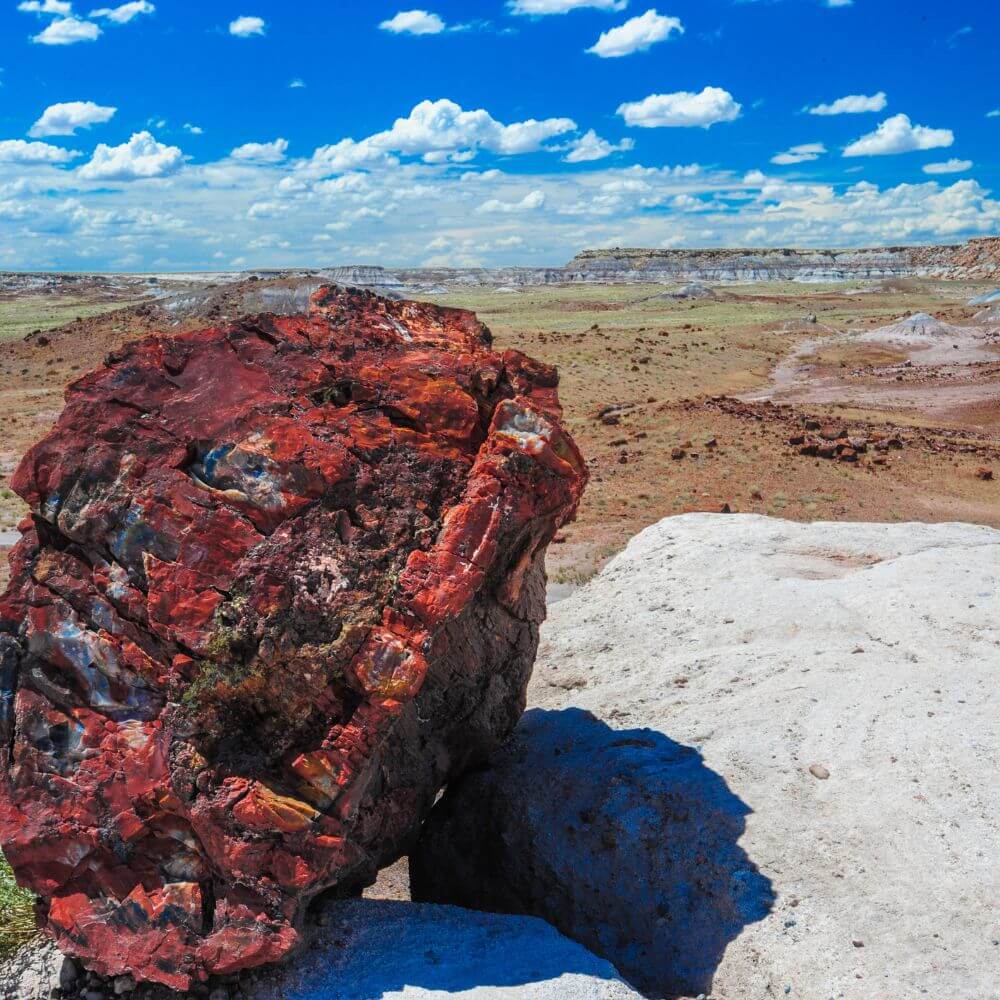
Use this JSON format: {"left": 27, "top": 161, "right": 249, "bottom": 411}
{"left": 3, "top": 275, "right": 998, "bottom": 597}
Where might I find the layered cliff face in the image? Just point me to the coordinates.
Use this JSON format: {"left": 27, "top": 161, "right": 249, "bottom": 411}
{"left": 0, "top": 287, "right": 586, "bottom": 990}
{"left": 564, "top": 238, "right": 1000, "bottom": 284}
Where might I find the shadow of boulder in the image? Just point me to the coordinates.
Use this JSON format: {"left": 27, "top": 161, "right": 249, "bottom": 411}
{"left": 247, "top": 899, "right": 640, "bottom": 999}
{"left": 411, "top": 708, "right": 775, "bottom": 999}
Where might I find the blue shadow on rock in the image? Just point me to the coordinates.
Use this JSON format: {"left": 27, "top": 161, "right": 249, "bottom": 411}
{"left": 411, "top": 707, "right": 776, "bottom": 999}
{"left": 256, "top": 898, "right": 630, "bottom": 999}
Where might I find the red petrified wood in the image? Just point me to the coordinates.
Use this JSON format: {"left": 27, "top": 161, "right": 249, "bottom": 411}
{"left": 0, "top": 287, "right": 586, "bottom": 989}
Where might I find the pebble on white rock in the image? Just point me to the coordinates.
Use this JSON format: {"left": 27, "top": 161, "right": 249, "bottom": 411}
{"left": 415, "top": 514, "right": 1000, "bottom": 1000}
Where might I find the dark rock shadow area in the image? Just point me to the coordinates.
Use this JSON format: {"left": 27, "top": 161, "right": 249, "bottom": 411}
{"left": 411, "top": 708, "right": 775, "bottom": 999}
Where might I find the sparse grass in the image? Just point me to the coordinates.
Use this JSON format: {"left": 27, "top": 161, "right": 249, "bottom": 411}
{"left": 550, "top": 566, "right": 600, "bottom": 587}
{"left": 0, "top": 295, "right": 134, "bottom": 342}
{"left": 0, "top": 852, "right": 36, "bottom": 960}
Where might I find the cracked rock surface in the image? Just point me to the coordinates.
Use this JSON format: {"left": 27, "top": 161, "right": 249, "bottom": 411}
{"left": 0, "top": 286, "right": 586, "bottom": 990}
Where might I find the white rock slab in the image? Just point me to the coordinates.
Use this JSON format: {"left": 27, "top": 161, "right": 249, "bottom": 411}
{"left": 529, "top": 514, "right": 1000, "bottom": 1000}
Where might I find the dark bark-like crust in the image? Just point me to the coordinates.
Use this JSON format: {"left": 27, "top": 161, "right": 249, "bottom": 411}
{"left": 0, "top": 287, "right": 586, "bottom": 990}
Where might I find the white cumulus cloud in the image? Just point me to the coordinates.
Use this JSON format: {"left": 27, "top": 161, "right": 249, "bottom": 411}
{"left": 17, "top": 0, "right": 72, "bottom": 13}
{"left": 30, "top": 101, "right": 117, "bottom": 137}
{"left": 587, "top": 9, "right": 682, "bottom": 58}
{"left": 78, "top": 131, "right": 184, "bottom": 180}
{"left": 478, "top": 190, "right": 546, "bottom": 213}
{"left": 229, "top": 15, "right": 265, "bottom": 37}
{"left": 771, "top": 142, "right": 826, "bottom": 165}
{"left": 618, "top": 87, "right": 741, "bottom": 128}
{"left": 89, "top": 1, "right": 154, "bottom": 23}
{"left": 31, "top": 16, "right": 101, "bottom": 44}
{"left": 231, "top": 138, "right": 289, "bottom": 162}
{"left": 988, "top": 109, "right": 1000, "bottom": 119}
{"left": 0, "top": 139, "right": 79, "bottom": 164}
{"left": 379, "top": 10, "right": 446, "bottom": 34}
{"left": 922, "top": 159, "right": 972, "bottom": 175}
{"left": 509, "top": 0, "right": 627, "bottom": 12}
{"left": 807, "top": 92, "right": 887, "bottom": 115}
{"left": 843, "top": 113, "right": 954, "bottom": 157}
{"left": 562, "top": 129, "right": 634, "bottom": 162}
{"left": 319, "top": 99, "right": 577, "bottom": 164}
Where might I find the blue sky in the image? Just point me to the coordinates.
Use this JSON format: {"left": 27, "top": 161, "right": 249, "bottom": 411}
{"left": 0, "top": 0, "right": 997, "bottom": 271}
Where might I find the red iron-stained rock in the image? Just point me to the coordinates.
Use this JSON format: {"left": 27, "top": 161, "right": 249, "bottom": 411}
{"left": 0, "top": 287, "right": 586, "bottom": 990}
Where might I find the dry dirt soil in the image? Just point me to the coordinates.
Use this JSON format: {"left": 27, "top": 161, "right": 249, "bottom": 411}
{"left": 1, "top": 278, "right": 999, "bottom": 596}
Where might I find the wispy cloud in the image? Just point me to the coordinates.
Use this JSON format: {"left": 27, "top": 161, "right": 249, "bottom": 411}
{"left": 771, "top": 142, "right": 826, "bottom": 165}
{"left": 562, "top": 130, "right": 634, "bottom": 162}
{"left": 807, "top": 92, "right": 887, "bottom": 116}
{"left": 508, "top": 0, "right": 627, "bottom": 13}
{"left": 89, "top": 1, "right": 154, "bottom": 24}
{"left": 922, "top": 159, "right": 972, "bottom": 175}
{"left": 229, "top": 15, "right": 265, "bottom": 37}
{"left": 586, "top": 9, "right": 683, "bottom": 58}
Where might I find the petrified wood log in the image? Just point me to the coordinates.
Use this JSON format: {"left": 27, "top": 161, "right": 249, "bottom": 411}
{"left": 0, "top": 287, "right": 586, "bottom": 990}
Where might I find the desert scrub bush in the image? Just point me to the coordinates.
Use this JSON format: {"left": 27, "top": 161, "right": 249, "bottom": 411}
{"left": 0, "top": 852, "right": 36, "bottom": 960}
{"left": 550, "top": 565, "right": 600, "bottom": 587}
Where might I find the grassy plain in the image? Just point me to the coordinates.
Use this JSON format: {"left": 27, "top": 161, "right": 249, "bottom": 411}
{"left": 0, "top": 295, "right": 134, "bottom": 343}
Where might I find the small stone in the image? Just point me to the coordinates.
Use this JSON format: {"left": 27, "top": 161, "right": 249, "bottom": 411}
{"left": 671, "top": 447, "right": 687, "bottom": 460}
{"left": 809, "top": 764, "right": 830, "bottom": 780}
{"left": 975, "top": 467, "right": 993, "bottom": 481}
{"left": 852, "top": 939, "right": 865, "bottom": 948}
{"left": 59, "top": 958, "right": 80, "bottom": 989}
{"left": 114, "top": 975, "right": 137, "bottom": 994}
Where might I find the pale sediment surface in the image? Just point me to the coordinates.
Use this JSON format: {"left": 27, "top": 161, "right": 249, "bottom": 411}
{"left": 417, "top": 514, "right": 1000, "bottom": 1000}
{"left": 531, "top": 514, "right": 1000, "bottom": 999}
